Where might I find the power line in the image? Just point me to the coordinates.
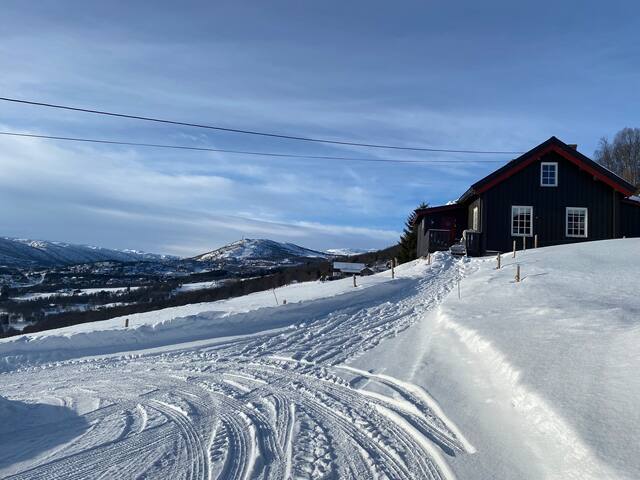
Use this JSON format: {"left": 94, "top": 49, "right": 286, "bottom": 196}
{"left": 0, "top": 96, "right": 525, "bottom": 155}
{"left": 0, "top": 131, "right": 508, "bottom": 165}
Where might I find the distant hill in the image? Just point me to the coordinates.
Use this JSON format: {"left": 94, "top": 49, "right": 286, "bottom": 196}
{"left": 192, "top": 238, "right": 330, "bottom": 264}
{"left": 0, "top": 237, "right": 174, "bottom": 268}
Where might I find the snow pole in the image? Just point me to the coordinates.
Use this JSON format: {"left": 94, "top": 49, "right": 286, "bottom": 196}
{"left": 125, "top": 318, "right": 129, "bottom": 328}
{"left": 353, "top": 274, "right": 357, "bottom": 288}
{"left": 272, "top": 288, "right": 279, "bottom": 305}
{"left": 534, "top": 234, "right": 538, "bottom": 249}
{"left": 522, "top": 236, "right": 526, "bottom": 251}
{"left": 427, "top": 252, "right": 431, "bottom": 265}
{"left": 513, "top": 240, "right": 516, "bottom": 258}
{"left": 515, "top": 264, "right": 521, "bottom": 283}
{"left": 457, "top": 278, "right": 461, "bottom": 299}
{"left": 496, "top": 253, "right": 501, "bottom": 270}
{"left": 391, "top": 258, "right": 395, "bottom": 279}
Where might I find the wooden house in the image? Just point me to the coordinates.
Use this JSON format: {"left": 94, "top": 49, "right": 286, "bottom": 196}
{"left": 416, "top": 137, "right": 640, "bottom": 256}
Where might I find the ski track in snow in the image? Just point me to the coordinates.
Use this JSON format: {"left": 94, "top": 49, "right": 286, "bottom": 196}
{"left": 1, "top": 256, "right": 476, "bottom": 480}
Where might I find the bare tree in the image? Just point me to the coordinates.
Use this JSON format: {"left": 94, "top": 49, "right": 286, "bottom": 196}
{"left": 595, "top": 127, "right": 640, "bottom": 190}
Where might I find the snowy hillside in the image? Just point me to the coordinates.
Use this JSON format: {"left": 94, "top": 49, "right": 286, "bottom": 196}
{"left": 1, "top": 240, "right": 639, "bottom": 479}
{"left": 0, "top": 237, "right": 174, "bottom": 268}
{"left": 193, "top": 238, "right": 329, "bottom": 263}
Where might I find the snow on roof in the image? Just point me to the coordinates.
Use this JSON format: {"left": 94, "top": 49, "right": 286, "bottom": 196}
{"left": 332, "top": 262, "right": 366, "bottom": 273}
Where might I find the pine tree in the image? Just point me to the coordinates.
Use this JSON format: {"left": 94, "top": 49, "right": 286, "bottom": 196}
{"left": 397, "top": 202, "right": 428, "bottom": 263}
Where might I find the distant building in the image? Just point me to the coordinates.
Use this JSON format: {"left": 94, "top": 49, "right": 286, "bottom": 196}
{"left": 415, "top": 137, "right": 640, "bottom": 257}
{"left": 332, "top": 262, "right": 372, "bottom": 277}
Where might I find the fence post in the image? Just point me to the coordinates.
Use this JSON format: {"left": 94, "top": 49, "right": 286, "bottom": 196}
{"left": 125, "top": 318, "right": 129, "bottom": 328}
{"left": 515, "top": 264, "right": 521, "bottom": 283}
{"left": 496, "top": 253, "right": 501, "bottom": 270}
{"left": 513, "top": 240, "right": 516, "bottom": 258}
{"left": 534, "top": 234, "right": 538, "bottom": 249}
{"left": 353, "top": 274, "right": 357, "bottom": 287}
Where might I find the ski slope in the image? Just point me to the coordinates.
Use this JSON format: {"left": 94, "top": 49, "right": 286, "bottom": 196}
{"left": 1, "top": 240, "right": 639, "bottom": 479}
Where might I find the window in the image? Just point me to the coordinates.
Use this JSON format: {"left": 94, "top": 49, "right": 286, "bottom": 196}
{"left": 566, "top": 207, "right": 588, "bottom": 238}
{"left": 511, "top": 206, "right": 533, "bottom": 236}
{"left": 472, "top": 206, "right": 479, "bottom": 231}
{"left": 540, "top": 162, "right": 558, "bottom": 187}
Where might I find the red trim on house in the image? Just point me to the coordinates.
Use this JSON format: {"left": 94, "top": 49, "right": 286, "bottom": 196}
{"left": 475, "top": 144, "right": 636, "bottom": 197}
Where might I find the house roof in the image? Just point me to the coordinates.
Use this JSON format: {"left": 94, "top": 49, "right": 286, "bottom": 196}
{"left": 412, "top": 203, "right": 466, "bottom": 226}
{"left": 459, "top": 136, "right": 637, "bottom": 202}
{"left": 333, "top": 262, "right": 366, "bottom": 273}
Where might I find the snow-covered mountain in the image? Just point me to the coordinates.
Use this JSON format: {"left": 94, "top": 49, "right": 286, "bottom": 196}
{"left": 0, "top": 237, "right": 174, "bottom": 268}
{"left": 325, "top": 248, "right": 371, "bottom": 256}
{"left": 193, "top": 238, "right": 330, "bottom": 263}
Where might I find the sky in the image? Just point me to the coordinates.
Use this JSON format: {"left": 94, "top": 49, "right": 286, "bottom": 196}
{"left": 1, "top": 1, "right": 639, "bottom": 256}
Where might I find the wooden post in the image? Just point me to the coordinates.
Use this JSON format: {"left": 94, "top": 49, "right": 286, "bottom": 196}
{"left": 534, "top": 234, "right": 538, "bottom": 249}
{"left": 125, "top": 318, "right": 129, "bottom": 328}
{"left": 513, "top": 240, "right": 516, "bottom": 258}
{"left": 515, "top": 264, "right": 521, "bottom": 283}
{"left": 353, "top": 274, "right": 357, "bottom": 287}
{"left": 391, "top": 258, "right": 395, "bottom": 279}
{"left": 496, "top": 253, "right": 501, "bottom": 270}
{"left": 427, "top": 252, "right": 431, "bottom": 265}
{"left": 522, "top": 236, "right": 526, "bottom": 251}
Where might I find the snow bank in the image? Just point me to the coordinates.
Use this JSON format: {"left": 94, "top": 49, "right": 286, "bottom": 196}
{"left": 351, "top": 238, "right": 640, "bottom": 479}
{"left": 435, "top": 239, "right": 640, "bottom": 477}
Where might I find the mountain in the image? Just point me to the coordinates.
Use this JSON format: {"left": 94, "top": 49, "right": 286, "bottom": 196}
{"left": 325, "top": 248, "right": 371, "bottom": 256}
{"left": 192, "top": 239, "right": 330, "bottom": 264}
{"left": 0, "top": 237, "right": 174, "bottom": 268}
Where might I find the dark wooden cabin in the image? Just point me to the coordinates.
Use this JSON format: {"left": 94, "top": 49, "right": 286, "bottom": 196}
{"left": 416, "top": 136, "right": 640, "bottom": 256}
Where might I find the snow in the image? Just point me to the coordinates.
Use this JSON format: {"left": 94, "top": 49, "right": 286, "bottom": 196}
{"left": 175, "top": 280, "right": 224, "bottom": 292}
{"left": 350, "top": 238, "right": 640, "bottom": 479}
{"left": 1, "top": 240, "right": 639, "bottom": 479}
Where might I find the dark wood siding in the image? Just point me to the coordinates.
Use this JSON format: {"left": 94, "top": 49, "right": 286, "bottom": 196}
{"left": 621, "top": 201, "right": 640, "bottom": 238}
{"left": 483, "top": 151, "right": 618, "bottom": 252}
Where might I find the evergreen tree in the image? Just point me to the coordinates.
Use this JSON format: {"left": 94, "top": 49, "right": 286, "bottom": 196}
{"left": 397, "top": 202, "right": 428, "bottom": 263}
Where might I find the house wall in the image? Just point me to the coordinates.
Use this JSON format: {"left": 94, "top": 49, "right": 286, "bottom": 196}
{"left": 621, "top": 201, "right": 640, "bottom": 238}
{"left": 483, "top": 151, "right": 620, "bottom": 253}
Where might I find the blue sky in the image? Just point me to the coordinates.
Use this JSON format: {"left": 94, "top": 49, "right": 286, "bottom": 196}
{"left": 1, "top": 1, "right": 639, "bottom": 256}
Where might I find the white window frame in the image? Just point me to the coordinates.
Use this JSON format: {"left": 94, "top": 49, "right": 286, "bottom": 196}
{"left": 565, "top": 207, "right": 588, "bottom": 238}
{"left": 511, "top": 205, "right": 533, "bottom": 237}
{"left": 540, "top": 162, "right": 558, "bottom": 187}
{"left": 472, "top": 205, "right": 479, "bottom": 231}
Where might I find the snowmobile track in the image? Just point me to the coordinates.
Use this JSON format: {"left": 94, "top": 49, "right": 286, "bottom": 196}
{"left": 1, "top": 256, "right": 476, "bottom": 479}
